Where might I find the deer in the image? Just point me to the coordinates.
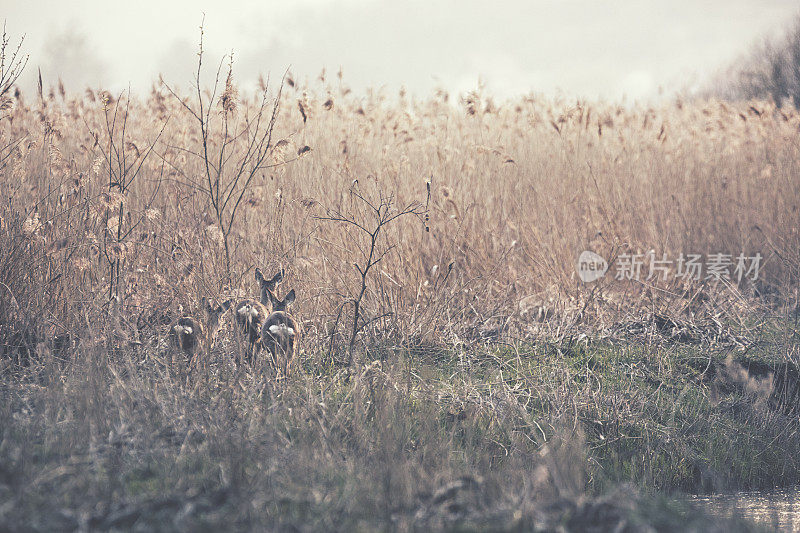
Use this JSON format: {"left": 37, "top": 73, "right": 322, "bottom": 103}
{"left": 170, "top": 297, "right": 232, "bottom": 373}
{"left": 260, "top": 288, "right": 301, "bottom": 380}
{"left": 233, "top": 268, "right": 283, "bottom": 363}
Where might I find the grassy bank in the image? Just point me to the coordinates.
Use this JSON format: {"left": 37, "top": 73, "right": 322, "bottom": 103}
{"left": 1, "top": 316, "right": 795, "bottom": 530}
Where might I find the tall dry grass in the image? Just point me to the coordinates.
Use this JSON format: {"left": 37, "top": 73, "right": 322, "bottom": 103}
{"left": 0, "top": 60, "right": 798, "bottom": 529}
{"left": 1, "top": 74, "right": 798, "bottom": 361}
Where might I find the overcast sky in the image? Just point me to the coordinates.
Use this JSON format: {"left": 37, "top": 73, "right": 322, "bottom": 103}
{"left": 2, "top": 0, "right": 798, "bottom": 101}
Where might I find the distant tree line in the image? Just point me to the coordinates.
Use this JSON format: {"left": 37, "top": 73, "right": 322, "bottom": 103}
{"left": 718, "top": 14, "right": 800, "bottom": 107}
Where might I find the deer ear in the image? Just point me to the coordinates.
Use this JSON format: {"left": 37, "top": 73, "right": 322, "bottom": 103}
{"left": 255, "top": 268, "right": 264, "bottom": 282}
{"left": 284, "top": 289, "right": 296, "bottom": 305}
{"left": 271, "top": 269, "right": 284, "bottom": 285}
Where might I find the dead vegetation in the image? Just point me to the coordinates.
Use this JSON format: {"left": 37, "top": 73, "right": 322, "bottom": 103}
{"left": 0, "top": 26, "right": 798, "bottom": 530}
{"left": 1, "top": 58, "right": 799, "bottom": 363}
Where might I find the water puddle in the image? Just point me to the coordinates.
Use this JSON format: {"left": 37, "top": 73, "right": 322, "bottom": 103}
{"left": 689, "top": 487, "right": 800, "bottom": 531}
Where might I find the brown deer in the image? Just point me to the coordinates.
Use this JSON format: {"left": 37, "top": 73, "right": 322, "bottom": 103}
{"left": 260, "top": 288, "right": 301, "bottom": 379}
{"left": 170, "top": 297, "right": 232, "bottom": 372}
{"left": 233, "top": 268, "right": 283, "bottom": 363}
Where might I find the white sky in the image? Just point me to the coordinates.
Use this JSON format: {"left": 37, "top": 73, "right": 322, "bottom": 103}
{"left": 2, "top": 0, "right": 798, "bottom": 101}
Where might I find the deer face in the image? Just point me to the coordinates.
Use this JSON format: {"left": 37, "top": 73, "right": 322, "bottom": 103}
{"left": 256, "top": 268, "right": 285, "bottom": 307}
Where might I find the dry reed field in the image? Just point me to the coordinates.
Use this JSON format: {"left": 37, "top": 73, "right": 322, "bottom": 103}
{"left": 1, "top": 39, "right": 799, "bottom": 531}
{"left": 4, "top": 77, "right": 799, "bottom": 349}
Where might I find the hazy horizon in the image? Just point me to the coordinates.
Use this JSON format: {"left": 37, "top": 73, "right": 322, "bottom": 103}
{"left": 3, "top": 0, "right": 798, "bottom": 101}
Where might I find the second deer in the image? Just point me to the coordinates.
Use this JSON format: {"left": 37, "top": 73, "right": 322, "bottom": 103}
{"left": 233, "top": 268, "right": 283, "bottom": 363}
{"left": 260, "top": 287, "right": 301, "bottom": 379}
{"left": 171, "top": 297, "right": 232, "bottom": 373}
